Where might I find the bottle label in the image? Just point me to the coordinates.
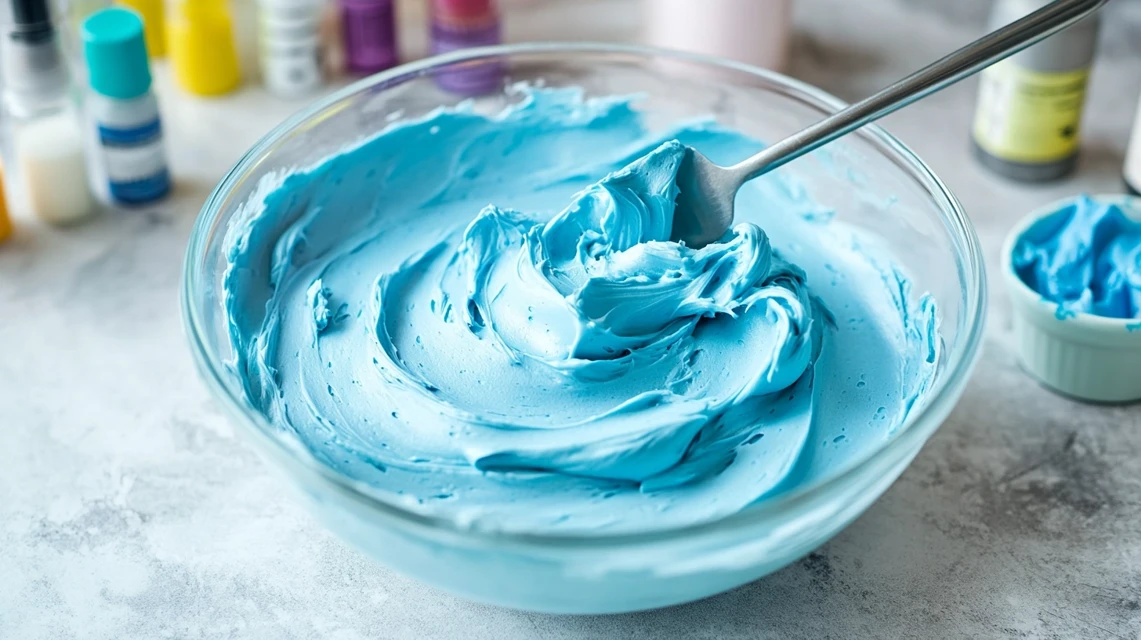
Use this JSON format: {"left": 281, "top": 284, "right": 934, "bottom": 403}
{"left": 261, "top": 39, "right": 323, "bottom": 94}
{"left": 972, "top": 60, "right": 1089, "bottom": 164}
{"left": 97, "top": 118, "right": 171, "bottom": 204}
{"left": 264, "top": 54, "right": 322, "bottom": 94}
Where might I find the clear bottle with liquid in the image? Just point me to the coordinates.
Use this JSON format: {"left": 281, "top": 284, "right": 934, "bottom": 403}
{"left": 0, "top": 0, "right": 95, "bottom": 225}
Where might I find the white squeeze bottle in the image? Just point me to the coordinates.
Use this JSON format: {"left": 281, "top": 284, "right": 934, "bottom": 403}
{"left": 643, "top": 0, "right": 793, "bottom": 72}
{"left": 0, "top": 0, "right": 95, "bottom": 225}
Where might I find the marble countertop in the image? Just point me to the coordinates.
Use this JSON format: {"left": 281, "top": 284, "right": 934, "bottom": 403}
{"left": 3, "top": 0, "right": 1140, "bottom": 637}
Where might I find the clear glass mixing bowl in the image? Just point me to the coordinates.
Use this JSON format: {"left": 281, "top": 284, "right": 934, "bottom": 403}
{"left": 182, "top": 43, "right": 986, "bottom": 614}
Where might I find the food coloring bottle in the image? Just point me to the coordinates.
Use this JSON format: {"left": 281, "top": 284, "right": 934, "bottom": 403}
{"left": 0, "top": 163, "right": 12, "bottom": 244}
{"left": 339, "top": 0, "right": 395, "bottom": 75}
{"left": 429, "top": 0, "right": 501, "bottom": 95}
{"left": 257, "top": 0, "right": 324, "bottom": 96}
{"left": 0, "top": 0, "right": 96, "bottom": 225}
{"left": 971, "top": 0, "right": 1101, "bottom": 182}
{"left": 167, "top": 0, "right": 242, "bottom": 95}
{"left": 83, "top": 7, "right": 170, "bottom": 205}
{"left": 318, "top": 0, "right": 343, "bottom": 77}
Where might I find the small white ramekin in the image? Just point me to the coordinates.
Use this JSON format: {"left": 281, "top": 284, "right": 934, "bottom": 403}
{"left": 1002, "top": 194, "right": 1141, "bottom": 404}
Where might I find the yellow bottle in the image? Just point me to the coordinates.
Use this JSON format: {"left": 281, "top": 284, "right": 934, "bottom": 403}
{"left": 167, "top": 0, "right": 241, "bottom": 96}
{"left": 116, "top": 0, "right": 166, "bottom": 57}
{"left": 0, "top": 164, "right": 12, "bottom": 244}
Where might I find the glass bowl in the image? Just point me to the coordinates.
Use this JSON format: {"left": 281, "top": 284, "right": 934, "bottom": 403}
{"left": 182, "top": 43, "right": 986, "bottom": 614}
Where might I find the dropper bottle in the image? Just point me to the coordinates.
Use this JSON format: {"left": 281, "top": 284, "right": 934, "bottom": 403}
{"left": 0, "top": 0, "right": 96, "bottom": 225}
{"left": 83, "top": 7, "right": 171, "bottom": 205}
{"left": 339, "top": 0, "right": 396, "bottom": 75}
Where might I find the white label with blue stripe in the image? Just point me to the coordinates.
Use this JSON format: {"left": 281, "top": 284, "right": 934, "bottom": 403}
{"left": 97, "top": 118, "right": 171, "bottom": 204}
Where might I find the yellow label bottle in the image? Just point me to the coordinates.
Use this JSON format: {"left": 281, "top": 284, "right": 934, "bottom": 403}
{"left": 970, "top": 0, "right": 1100, "bottom": 182}
{"left": 973, "top": 61, "right": 1088, "bottom": 164}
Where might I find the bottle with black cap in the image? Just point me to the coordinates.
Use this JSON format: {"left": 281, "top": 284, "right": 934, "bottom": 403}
{"left": 1, "top": 0, "right": 69, "bottom": 112}
{"left": 0, "top": 0, "right": 94, "bottom": 225}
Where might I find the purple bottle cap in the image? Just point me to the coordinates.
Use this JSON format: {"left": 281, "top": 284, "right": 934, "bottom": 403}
{"left": 340, "top": 0, "right": 397, "bottom": 75}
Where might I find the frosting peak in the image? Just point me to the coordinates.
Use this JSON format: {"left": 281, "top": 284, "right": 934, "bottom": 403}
{"left": 377, "top": 138, "right": 822, "bottom": 486}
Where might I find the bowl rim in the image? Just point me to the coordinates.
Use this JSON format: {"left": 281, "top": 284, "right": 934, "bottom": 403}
{"left": 182, "top": 41, "right": 988, "bottom": 548}
{"left": 1002, "top": 192, "right": 1141, "bottom": 333}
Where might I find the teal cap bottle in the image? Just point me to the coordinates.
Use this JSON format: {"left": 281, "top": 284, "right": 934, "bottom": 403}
{"left": 82, "top": 8, "right": 152, "bottom": 99}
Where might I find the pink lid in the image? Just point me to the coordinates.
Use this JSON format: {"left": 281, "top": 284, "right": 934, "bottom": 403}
{"left": 431, "top": 0, "right": 496, "bottom": 21}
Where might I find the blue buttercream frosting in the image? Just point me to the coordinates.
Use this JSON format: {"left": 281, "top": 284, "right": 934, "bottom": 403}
{"left": 1013, "top": 195, "right": 1141, "bottom": 320}
{"left": 222, "top": 88, "right": 940, "bottom": 533}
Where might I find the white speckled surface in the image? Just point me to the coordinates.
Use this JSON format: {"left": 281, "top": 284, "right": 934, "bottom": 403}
{"left": 2, "top": 0, "right": 1140, "bottom": 637}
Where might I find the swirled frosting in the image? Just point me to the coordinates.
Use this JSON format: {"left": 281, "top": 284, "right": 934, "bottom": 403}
{"left": 223, "top": 88, "right": 940, "bottom": 533}
{"left": 1013, "top": 195, "right": 1141, "bottom": 320}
